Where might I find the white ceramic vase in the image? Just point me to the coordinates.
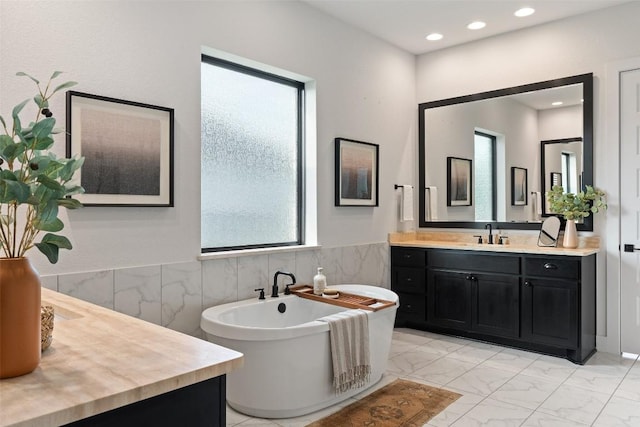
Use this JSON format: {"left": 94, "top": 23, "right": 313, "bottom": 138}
{"left": 563, "top": 219, "right": 578, "bottom": 249}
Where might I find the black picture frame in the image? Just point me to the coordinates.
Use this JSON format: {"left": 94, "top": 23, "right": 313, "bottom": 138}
{"left": 511, "top": 167, "right": 528, "bottom": 206}
{"left": 66, "top": 91, "right": 174, "bottom": 207}
{"left": 335, "top": 138, "right": 379, "bottom": 207}
{"left": 446, "top": 157, "right": 472, "bottom": 206}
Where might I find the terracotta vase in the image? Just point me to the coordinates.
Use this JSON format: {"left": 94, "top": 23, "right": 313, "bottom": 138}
{"left": 563, "top": 219, "right": 578, "bottom": 249}
{"left": 0, "top": 257, "right": 42, "bottom": 378}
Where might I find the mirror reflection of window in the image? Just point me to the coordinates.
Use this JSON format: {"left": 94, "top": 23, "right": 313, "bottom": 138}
{"left": 561, "top": 151, "right": 578, "bottom": 193}
{"left": 474, "top": 131, "right": 496, "bottom": 221}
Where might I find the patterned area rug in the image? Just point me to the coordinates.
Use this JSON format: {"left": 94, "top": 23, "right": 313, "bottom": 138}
{"left": 307, "top": 378, "right": 461, "bottom": 427}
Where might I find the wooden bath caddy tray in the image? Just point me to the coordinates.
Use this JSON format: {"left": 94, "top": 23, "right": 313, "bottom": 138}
{"left": 289, "top": 285, "right": 396, "bottom": 312}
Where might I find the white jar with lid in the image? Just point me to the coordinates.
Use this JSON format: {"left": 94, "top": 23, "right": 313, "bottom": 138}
{"left": 313, "top": 267, "right": 327, "bottom": 295}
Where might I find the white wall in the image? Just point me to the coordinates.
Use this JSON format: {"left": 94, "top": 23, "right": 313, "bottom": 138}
{"left": 417, "top": 1, "right": 640, "bottom": 353}
{"left": 0, "top": 1, "right": 416, "bottom": 276}
{"left": 538, "top": 105, "right": 583, "bottom": 141}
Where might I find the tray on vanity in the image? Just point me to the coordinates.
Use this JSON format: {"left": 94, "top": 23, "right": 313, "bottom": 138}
{"left": 289, "top": 285, "right": 396, "bottom": 311}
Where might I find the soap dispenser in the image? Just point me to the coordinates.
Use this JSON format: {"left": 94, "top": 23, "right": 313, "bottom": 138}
{"left": 313, "top": 267, "right": 327, "bottom": 295}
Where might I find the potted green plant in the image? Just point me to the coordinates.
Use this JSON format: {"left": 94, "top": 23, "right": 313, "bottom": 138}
{"left": 0, "top": 71, "right": 84, "bottom": 378}
{"left": 546, "top": 184, "right": 607, "bottom": 248}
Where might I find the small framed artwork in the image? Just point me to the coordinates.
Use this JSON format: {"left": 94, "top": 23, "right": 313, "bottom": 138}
{"left": 446, "top": 157, "right": 472, "bottom": 206}
{"left": 66, "top": 91, "right": 174, "bottom": 207}
{"left": 551, "top": 172, "right": 562, "bottom": 188}
{"left": 335, "top": 138, "right": 379, "bottom": 207}
{"left": 511, "top": 167, "right": 528, "bottom": 206}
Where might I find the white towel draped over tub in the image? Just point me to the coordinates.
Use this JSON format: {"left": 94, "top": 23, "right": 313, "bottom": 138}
{"left": 319, "top": 309, "right": 371, "bottom": 393}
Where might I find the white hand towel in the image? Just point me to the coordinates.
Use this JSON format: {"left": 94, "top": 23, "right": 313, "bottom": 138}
{"left": 535, "top": 191, "right": 542, "bottom": 215}
{"left": 319, "top": 309, "right": 371, "bottom": 393}
{"left": 426, "top": 186, "right": 438, "bottom": 220}
{"left": 400, "top": 185, "right": 414, "bottom": 222}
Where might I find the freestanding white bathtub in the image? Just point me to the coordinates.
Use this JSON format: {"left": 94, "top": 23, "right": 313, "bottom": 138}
{"left": 201, "top": 284, "right": 398, "bottom": 419}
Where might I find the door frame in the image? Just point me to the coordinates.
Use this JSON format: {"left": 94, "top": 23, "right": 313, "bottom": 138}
{"left": 602, "top": 56, "right": 640, "bottom": 355}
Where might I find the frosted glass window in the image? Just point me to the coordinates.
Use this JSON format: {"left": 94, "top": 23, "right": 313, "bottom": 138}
{"left": 474, "top": 132, "right": 496, "bottom": 221}
{"left": 201, "top": 56, "right": 304, "bottom": 251}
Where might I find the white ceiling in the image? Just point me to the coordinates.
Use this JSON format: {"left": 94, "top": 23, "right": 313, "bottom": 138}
{"left": 301, "top": 0, "right": 630, "bottom": 55}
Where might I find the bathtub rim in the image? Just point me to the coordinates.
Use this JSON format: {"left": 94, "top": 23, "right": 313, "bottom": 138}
{"left": 201, "top": 284, "right": 398, "bottom": 342}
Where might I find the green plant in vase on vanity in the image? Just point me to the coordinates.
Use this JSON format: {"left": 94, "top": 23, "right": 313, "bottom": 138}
{"left": 546, "top": 185, "right": 607, "bottom": 249}
{"left": 0, "top": 71, "right": 84, "bottom": 378}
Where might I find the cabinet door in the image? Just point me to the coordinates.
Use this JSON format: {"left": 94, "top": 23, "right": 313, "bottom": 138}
{"left": 522, "top": 278, "right": 578, "bottom": 348}
{"left": 471, "top": 274, "right": 520, "bottom": 338}
{"left": 427, "top": 270, "right": 471, "bottom": 330}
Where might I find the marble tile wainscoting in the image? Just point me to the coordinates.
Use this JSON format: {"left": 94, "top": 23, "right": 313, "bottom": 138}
{"left": 38, "top": 242, "right": 390, "bottom": 338}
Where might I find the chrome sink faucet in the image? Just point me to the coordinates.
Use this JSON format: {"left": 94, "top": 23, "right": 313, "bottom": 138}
{"left": 485, "top": 223, "right": 494, "bottom": 244}
{"left": 272, "top": 270, "right": 296, "bottom": 297}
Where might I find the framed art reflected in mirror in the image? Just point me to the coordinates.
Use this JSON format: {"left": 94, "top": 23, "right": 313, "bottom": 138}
{"left": 511, "top": 167, "right": 528, "bottom": 206}
{"left": 447, "top": 157, "right": 472, "bottom": 206}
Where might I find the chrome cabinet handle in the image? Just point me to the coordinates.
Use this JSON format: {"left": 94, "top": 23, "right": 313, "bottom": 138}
{"left": 543, "top": 263, "right": 558, "bottom": 270}
{"left": 524, "top": 281, "right": 532, "bottom": 287}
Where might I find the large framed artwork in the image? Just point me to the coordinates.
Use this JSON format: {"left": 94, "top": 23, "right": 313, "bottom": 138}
{"left": 66, "top": 91, "right": 174, "bottom": 207}
{"left": 511, "top": 167, "right": 528, "bottom": 206}
{"left": 446, "top": 157, "right": 472, "bottom": 206}
{"left": 335, "top": 138, "right": 379, "bottom": 207}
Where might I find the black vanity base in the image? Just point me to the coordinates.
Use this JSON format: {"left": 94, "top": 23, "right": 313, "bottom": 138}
{"left": 392, "top": 247, "right": 597, "bottom": 365}
{"left": 398, "top": 321, "right": 596, "bottom": 365}
{"left": 64, "top": 375, "right": 226, "bottom": 427}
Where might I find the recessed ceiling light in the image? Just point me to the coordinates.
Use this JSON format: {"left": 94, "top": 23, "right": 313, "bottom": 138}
{"left": 515, "top": 7, "right": 535, "bottom": 17}
{"left": 552, "top": 101, "right": 563, "bottom": 106}
{"left": 426, "top": 33, "right": 443, "bottom": 41}
{"left": 467, "top": 21, "right": 486, "bottom": 30}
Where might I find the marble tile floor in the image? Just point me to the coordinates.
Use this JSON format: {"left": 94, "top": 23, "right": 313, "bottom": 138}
{"left": 226, "top": 328, "right": 640, "bottom": 426}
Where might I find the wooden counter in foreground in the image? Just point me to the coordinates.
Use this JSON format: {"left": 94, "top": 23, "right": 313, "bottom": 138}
{"left": 0, "top": 288, "right": 243, "bottom": 427}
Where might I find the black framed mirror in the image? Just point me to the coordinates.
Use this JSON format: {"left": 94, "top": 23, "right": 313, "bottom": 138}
{"left": 418, "top": 73, "right": 593, "bottom": 231}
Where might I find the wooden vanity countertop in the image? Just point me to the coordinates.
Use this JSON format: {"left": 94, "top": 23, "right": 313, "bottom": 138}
{"left": 389, "top": 232, "right": 599, "bottom": 256}
{"left": 0, "top": 288, "right": 243, "bottom": 427}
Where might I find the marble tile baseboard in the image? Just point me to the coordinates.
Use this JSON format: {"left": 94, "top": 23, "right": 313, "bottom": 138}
{"left": 43, "top": 242, "right": 390, "bottom": 338}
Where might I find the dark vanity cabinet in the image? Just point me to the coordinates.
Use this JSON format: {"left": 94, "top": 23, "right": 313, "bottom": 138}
{"left": 521, "top": 255, "right": 596, "bottom": 363}
{"left": 427, "top": 251, "right": 520, "bottom": 339}
{"left": 391, "top": 247, "right": 427, "bottom": 325}
{"left": 391, "top": 246, "right": 596, "bottom": 364}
